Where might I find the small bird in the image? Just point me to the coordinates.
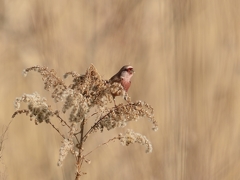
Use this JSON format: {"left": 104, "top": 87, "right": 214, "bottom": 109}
{"left": 109, "top": 65, "right": 134, "bottom": 100}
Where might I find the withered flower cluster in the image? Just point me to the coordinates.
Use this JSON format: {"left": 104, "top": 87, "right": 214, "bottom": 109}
{"left": 14, "top": 92, "right": 54, "bottom": 124}
{"left": 13, "top": 64, "right": 158, "bottom": 177}
{"left": 119, "top": 129, "right": 153, "bottom": 153}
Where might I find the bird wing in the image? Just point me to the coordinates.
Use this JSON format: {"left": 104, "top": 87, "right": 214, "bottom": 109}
{"left": 109, "top": 74, "right": 121, "bottom": 83}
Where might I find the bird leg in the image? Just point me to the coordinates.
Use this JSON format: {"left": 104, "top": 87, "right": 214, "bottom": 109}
{"left": 113, "top": 97, "right": 117, "bottom": 107}
{"left": 124, "top": 93, "right": 131, "bottom": 104}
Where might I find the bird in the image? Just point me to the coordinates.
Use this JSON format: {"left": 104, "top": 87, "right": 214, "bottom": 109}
{"left": 109, "top": 65, "right": 134, "bottom": 101}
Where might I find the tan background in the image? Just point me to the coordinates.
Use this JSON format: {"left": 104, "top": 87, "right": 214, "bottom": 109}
{"left": 1, "top": 0, "right": 240, "bottom": 179}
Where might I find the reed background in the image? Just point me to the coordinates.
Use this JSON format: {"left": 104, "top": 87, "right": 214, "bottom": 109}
{"left": 1, "top": 0, "right": 240, "bottom": 179}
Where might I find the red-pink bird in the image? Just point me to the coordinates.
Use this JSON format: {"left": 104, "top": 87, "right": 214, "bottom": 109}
{"left": 109, "top": 65, "right": 134, "bottom": 99}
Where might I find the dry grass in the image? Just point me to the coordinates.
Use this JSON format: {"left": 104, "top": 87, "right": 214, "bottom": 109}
{"left": 1, "top": 0, "right": 240, "bottom": 179}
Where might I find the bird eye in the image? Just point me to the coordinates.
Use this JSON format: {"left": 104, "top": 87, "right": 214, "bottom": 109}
{"left": 126, "top": 68, "right": 134, "bottom": 73}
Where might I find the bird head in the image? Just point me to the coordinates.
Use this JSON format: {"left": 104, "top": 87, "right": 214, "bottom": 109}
{"left": 120, "top": 65, "right": 134, "bottom": 80}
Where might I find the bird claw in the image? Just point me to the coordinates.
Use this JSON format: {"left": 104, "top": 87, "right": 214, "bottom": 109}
{"left": 124, "top": 94, "right": 131, "bottom": 103}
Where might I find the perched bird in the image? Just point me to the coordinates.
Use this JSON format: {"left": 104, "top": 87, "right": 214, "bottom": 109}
{"left": 109, "top": 65, "right": 134, "bottom": 100}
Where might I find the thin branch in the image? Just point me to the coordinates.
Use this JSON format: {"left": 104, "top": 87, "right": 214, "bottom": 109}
{"left": 83, "top": 137, "right": 118, "bottom": 157}
{"left": 81, "top": 103, "right": 133, "bottom": 141}
{"left": 75, "top": 118, "right": 86, "bottom": 180}
{"left": 1, "top": 120, "right": 12, "bottom": 140}
{"left": 54, "top": 112, "right": 80, "bottom": 144}
{"left": 0, "top": 120, "right": 13, "bottom": 153}
{"left": 48, "top": 121, "right": 65, "bottom": 139}
{"left": 54, "top": 112, "right": 71, "bottom": 128}
{"left": 74, "top": 111, "right": 98, "bottom": 136}
{"left": 85, "top": 111, "right": 98, "bottom": 121}
{"left": 82, "top": 111, "right": 111, "bottom": 142}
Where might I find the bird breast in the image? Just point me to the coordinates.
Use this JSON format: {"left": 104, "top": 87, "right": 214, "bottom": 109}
{"left": 121, "top": 79, "right": 131, "bottom": 92}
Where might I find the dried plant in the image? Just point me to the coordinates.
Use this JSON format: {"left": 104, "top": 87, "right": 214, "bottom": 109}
{"left": 0, "top": 121, "right": 11, "bottom": 180}
{"left": 12, "top": 65, "right": 158, "bottom": 179}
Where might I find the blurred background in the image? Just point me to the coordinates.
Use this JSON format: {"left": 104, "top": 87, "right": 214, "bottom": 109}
{"left": 1, "top": 0, "right": 240, "bottom": 179}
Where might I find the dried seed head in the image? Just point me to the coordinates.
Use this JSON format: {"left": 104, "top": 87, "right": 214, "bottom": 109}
{"left": 98, "top": 101, "right": 158, "bottom": 131}
{"left": 14, "top": 92, "right": 53, "bottom": 123}
{"left": 118, "top": 129, "right": 153, "bottom": 153}
{"left": 57, "top": 139, "right": 74, "bottom": 167}
{"left": 62, "top": 65, "right": 117, "bottom": 122}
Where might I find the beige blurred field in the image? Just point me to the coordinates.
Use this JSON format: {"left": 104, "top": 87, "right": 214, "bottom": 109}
{"left": 1, "top": 0, "right": 240, "bottom": 179}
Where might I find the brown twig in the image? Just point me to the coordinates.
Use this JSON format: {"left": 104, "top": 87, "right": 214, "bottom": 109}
{"left": 74, "top": 111, "right": 98, "bottom": 136}
{"left": 48, "top": 121, "right": 65, "bottom": 139}
{"left": 54, "top": 112, "right": 80, "bottom": 144}
{"left": 81, "top": 103, "right": 135, "bottom": 142}
{"left": 54, "top": 112, "right": 71, "bottom": 128}
{"left": 83, "top": 137, "right": 118, "bottom": 157}
{"left": 0, "top": 120, "right": 13, "bottom": 155}
{"left": 75, "top": 118, "right": 86, "bottom": 180}
{"left": 1, "top": 120, "right": 12, "bottom": 140}
{"left": 82, "top": 111, "right": 111, "bottom": 142}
